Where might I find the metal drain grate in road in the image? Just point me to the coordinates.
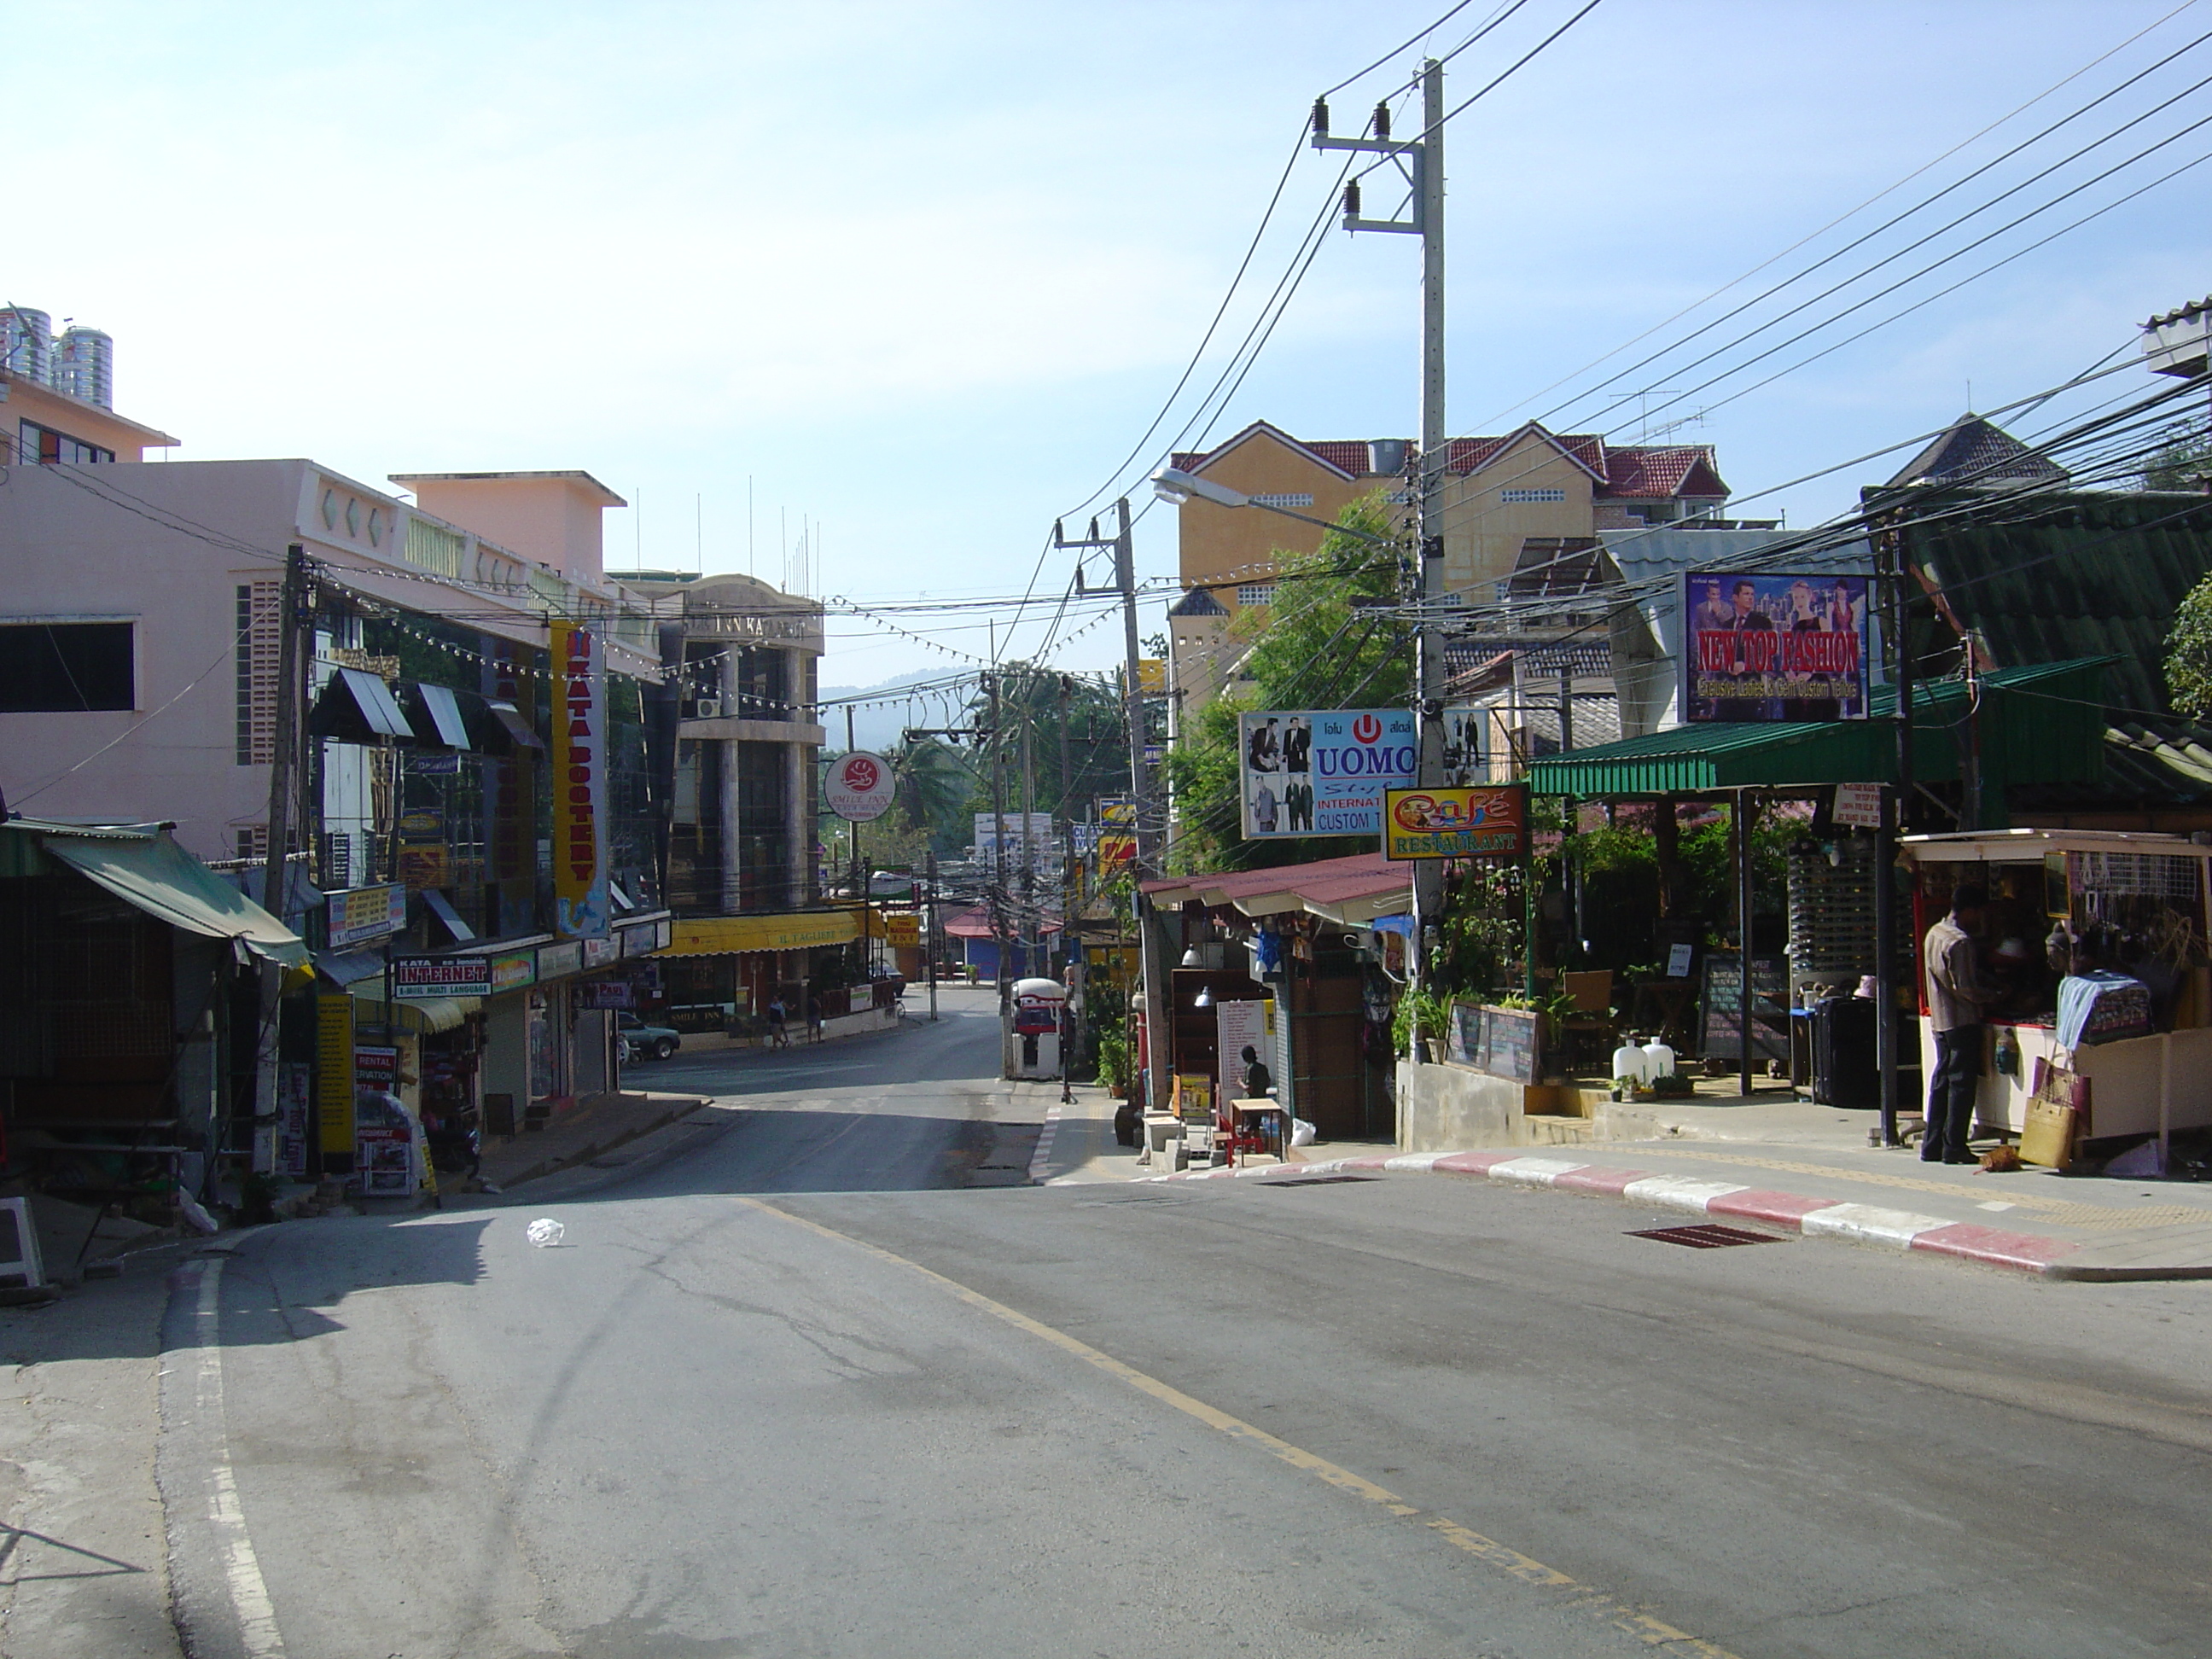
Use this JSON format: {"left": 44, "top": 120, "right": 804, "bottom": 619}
{"left": 1628, "top": 1222, "right": 1787, "bottom": 1249}
{"left": 1260, "top": 1175, "right": 1380, "bottom": 1189}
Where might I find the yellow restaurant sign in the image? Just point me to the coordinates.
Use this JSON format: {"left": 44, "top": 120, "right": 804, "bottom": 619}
{"left": 1382, "top": 784, "right": 1530, "bottom": 860}
{"left": 661, "top": 910, "right": 862, "bottom": 956}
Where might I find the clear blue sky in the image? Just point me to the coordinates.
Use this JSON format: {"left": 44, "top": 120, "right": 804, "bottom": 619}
{"left": 10, "top": 1, "right": 2209, "bottom": 686}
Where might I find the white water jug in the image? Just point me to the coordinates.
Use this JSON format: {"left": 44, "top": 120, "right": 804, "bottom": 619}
{"left": 1612, "top": 1036, "right": 1649, "bottom": 1086}
{"left": 1640, "top": 1036, "right": 1676, "bottom": 1082}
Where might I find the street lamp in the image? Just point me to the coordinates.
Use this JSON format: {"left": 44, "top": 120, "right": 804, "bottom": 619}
{"left": 1150, "top": 467, "right": 1394, "bottom": 546}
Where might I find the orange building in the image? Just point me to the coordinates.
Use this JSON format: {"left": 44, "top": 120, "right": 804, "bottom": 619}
{"left": 1165, "top": 419, "right": 1743, "bottom": 716}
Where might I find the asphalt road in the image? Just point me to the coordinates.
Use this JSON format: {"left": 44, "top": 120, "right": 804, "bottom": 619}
{"left": 167, "top": 988, "right": 2212, "bottom": 1658}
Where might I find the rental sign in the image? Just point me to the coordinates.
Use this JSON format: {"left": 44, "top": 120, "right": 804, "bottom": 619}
{"left": 1238, "top": 708, "right": 1417, "bottom": 839}
{"left": 551, "top": 622, "right": 611, "bottom": 938}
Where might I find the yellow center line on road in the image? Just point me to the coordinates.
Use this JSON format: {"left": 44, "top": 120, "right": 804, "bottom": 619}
{"left": 742, "top": 1196, "right": 1741, "bottom": 1659}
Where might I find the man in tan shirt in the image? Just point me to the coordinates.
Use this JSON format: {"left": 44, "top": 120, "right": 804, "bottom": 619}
{"left": 1922, "top": 882, "right": 1991, "bottom": 1163}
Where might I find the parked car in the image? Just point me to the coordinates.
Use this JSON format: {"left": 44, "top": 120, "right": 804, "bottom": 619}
{"left": 617, "top": 1012, "right": 682, "bottom": 1062}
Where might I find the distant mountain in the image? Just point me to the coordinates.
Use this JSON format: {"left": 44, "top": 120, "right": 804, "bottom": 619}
{"left": 818, "top": 668, "right": 978, "bottom": 754}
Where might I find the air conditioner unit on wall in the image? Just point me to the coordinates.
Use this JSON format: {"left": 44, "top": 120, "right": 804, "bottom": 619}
{"left": 693, "top": 698, "right": 722, "bottom": 719}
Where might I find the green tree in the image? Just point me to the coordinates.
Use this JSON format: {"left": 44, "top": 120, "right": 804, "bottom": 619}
{"left": 1161, "top": 493, "right": 1410, "bottom": 871}
{"left": 895, "top": 738, "right": 978, "bottom": 856}
{"left": 2168, "top": 571, "right": 2212, "bottom": 719}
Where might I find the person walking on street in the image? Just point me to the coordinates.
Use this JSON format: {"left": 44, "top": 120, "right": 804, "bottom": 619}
{"left": 806, "top": 991, "right": 824, "bottom": 1043}
{"left": 767, "top": 996, "right": 789, "bottom": 1049}
{"left": 1923, "top": 882, "right": 1993, "bottom": 1163}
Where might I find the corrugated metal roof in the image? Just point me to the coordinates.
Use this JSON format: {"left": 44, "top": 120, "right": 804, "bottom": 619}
{"left": 1904, "top": 492, "right": 2212, "bottom": 717}
{"left": 2009, "top": 718, "right": 2212, "bottom": 810}
{"left": 1522, "top": 658, "right": 2108, "bottom": 797}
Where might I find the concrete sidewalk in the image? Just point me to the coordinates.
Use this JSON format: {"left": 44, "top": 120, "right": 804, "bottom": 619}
{"left": 1155, "top": 1133, "right": 2212, "bottom": 1279}
{"left": 473, "top": 1086, "right": 715, "bottom": 1190}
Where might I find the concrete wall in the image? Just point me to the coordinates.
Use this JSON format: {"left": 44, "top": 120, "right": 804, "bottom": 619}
{"left": 397, "top": 474, "right": 614, "bottom": 587}
{"left": 1394, "top": 1059, "right": 1524, "bottom": 1152}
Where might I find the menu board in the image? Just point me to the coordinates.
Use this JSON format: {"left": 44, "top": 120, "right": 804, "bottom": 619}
{"left": 1701, "top": 953, "right": 1789, "bottom": 1061}
{"left": 1447, "top": 1001, "right": 1540, "bottom": 1084}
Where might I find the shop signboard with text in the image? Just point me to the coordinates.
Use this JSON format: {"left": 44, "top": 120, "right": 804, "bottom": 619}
{"left": 826, "top": 751, "right": 897, "bottom": 822}
{"left": 393, "top": 957, "right": 495, "bottom": 999}
{"left": 326, "top": 883, "right": 407, "bottom": 950}
{"left": 1679, "top": 572, "right": 1871, "bottom": 723}
{"left": 1238, "top": 708, "right": 1416, "bottom": 839}
{"left": 1382, "top": 785, "right": 1529, "bottom": 860}
{"left": 550, "top": 621, "right": 611, "bottom": 937}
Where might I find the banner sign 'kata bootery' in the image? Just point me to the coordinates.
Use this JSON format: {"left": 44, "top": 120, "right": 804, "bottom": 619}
{"left": 1678, "top": 571, "right": 1871, "bottom": 722}
{"left": 1238, "top": 708, "right": 1417, "bottom": 839}
{"left": 551, "top": 622, "right": 610, "bottom": 938}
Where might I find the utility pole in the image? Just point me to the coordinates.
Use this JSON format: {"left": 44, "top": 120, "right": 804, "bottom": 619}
{"left": 1875, "top": 518, "right": 1916, "bottom": 1148}
{"left": 259, "top": 544, "right": 309, "bottom": 925}
{"left": 258, "top": 544, "right": 309, "bottom": 1166}
{"left": 987, "top": 672, "right": 1009, "bottom": 1017}
{"left": 1057, "top": 674, "right": 1081, "bottom": 1065}
{"left": 925, "top": 848, "right": 940, "bottom": 1021}
{"left": 1056, "top": 504, "right": 1167, "bottom": 1112}
{"left": 1317, "top": 61, "right": 1446, "bottom": 1056}
{"left": 845, "top": 705, "right": 861, "bottom": 909}
{"left": 1020, "top": 704, "right": 1038, "bottom": 981}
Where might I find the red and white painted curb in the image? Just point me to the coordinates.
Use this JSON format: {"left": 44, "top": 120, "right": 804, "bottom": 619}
{"left": 1141, "top": 1150, "right": 2095, "bottom": 1277}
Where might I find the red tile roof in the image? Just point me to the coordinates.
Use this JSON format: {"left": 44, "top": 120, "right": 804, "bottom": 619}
{"left": 1446, "top": 429, "right": 1607, "bottom": 480}
{"left": 1307, "top": 440, "right": 1375, "bottom": 475}
{"left": 1173, "top": 422, "right": 1729, "bottom": 500}
{"left": 1171, "top": 423, "right": 1395, "bottom": 480}
{"left": 1603, "top": 445, "right": 1727, "bottom": 499}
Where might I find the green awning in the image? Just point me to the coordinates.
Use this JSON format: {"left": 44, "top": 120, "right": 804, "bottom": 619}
{"left": 1524, "top": 657, "right": 2110, "bottom": 800}
{"left": 13, "top": 820, "right": 311, "bottom": 969}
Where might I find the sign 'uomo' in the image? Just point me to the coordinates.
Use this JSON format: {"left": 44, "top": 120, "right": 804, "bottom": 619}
{"left": 551, "top": 622, "right": 611, "bottom": 938}
{"left": 1238, "top": 708, "right": 1417, "bottom": 839}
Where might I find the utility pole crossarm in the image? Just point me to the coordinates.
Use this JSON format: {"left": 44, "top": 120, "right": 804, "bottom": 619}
{"left": 1312, "top": 95, "right": 1425, "bottom": 234}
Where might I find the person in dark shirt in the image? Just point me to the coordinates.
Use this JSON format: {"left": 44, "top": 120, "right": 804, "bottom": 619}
{"left": 1239, "top": 1044, "right": 1273, "bottom": 1098}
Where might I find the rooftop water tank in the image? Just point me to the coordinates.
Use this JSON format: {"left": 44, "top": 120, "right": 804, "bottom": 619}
{"left": 51, "top": 326, "right": 113, "bottom": 408}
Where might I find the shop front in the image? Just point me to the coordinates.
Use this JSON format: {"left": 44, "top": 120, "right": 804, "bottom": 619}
{"left": 1140, "top": 853, "right": 1410, "bottom": 1144}
{"left": 393, "top": 909, "right": 668, "bottom": 1138}
{"left": 1900, "top": 830, "right": 2212, "bottom": 1159}
{"left": 654, "top": 908, "right": 860, "bottom": 1037}
{"left": 0, "top": 818, "right": 307, "bottom": 1225}
{"left": 1524, "top": 657, "right": 2112, "bottom": 1121}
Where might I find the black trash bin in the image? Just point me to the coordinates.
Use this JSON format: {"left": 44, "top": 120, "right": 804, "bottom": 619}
{"left": 1810, "top": 995, "right": 1880, "bottom": 1109}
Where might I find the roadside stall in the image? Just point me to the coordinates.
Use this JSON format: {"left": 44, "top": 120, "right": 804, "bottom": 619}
{"left": 1899, "top": 830, "right": 2212, "bottom": 1158}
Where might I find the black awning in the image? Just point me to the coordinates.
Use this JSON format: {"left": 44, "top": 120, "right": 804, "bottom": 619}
{"left": 402, "top": 682, "right": 474, "bottom": 749}
{"left": 469, "top": 697, "right": 544, "bottom": 755}
{"left": 311, "top": 667, "right": 415, "bottom": 744}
